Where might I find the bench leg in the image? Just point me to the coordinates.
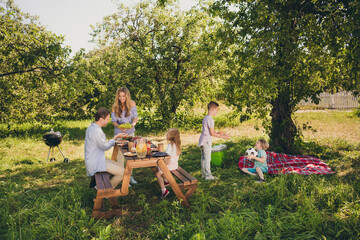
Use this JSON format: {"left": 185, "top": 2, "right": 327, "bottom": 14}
{"left": 109, "top": 197, "right": 120, "bottom": 209}
{"left": 92, "top": 197, "right": 104, "bottom": 219}
{"left": 184, "top": 185, "right": 197, "bottom": 200}
{"left": 92, "top": 197, "right": 122, "bottom": 219}
{"left": 108, "top": 197, "right": 122, "bottom": 218}
{"left": 158, "top": 159, "right": 190, "bottom": 207}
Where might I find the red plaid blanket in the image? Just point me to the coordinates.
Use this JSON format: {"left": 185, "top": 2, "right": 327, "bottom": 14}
{"left": 238, "top": 151, "right": 335, "bottom": 175}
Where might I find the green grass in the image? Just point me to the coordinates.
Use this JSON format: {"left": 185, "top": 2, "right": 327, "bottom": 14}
{"left": 0, "top": 111, "right": 360, "bottom": 239}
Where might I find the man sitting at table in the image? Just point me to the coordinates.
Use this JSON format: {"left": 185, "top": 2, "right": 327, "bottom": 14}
{"left": 84, "top": 107, "right": 128, "bottom": 188}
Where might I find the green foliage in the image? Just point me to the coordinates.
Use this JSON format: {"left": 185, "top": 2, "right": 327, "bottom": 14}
{"left": 0, "top": 109, "right": 236, "bottom": 139}
{"left": 356, "top": 108, "right": 360, "bottom": 117}
{"left": 0, "top": 0, "right": 71, "bottom": 123}
{"left": 0, "top": 119, "right": 91, "bottom": 140}
{"left": 135, "top": 108, "right": 204, "bottom": 135}
{"left": 84, "top": 1, "right": 222, "bottom": 122}
{"left": 210, "top": 0, "right": 360, "bottom": 153}
{"left": 136, "top": 108, "right": 239, "bottom": 135}
{"left": 356, "top": 100, "right": 360, "bottom": 117}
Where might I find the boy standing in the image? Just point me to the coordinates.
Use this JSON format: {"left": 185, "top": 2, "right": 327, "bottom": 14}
{"left": 198, "top": 101, "right": 230, "bottom": 180}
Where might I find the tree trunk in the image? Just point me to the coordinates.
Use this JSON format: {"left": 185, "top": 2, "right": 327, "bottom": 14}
{"left": 270, "top": 95, "right": 298, "bottom": 153}
{"left": 157, "top": 92, "right": 181, "bottom": 122}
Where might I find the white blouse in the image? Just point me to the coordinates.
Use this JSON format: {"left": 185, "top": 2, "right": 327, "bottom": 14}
{"left": 165, "top": 143, "right": 179, "bottom": 171}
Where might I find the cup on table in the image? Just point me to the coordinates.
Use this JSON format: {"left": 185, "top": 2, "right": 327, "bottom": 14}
{"left": 158, "top": 143, "right": 164, "bottom": 152}
{"left": 128, "top": 141, "right": 134, "bottom": 151}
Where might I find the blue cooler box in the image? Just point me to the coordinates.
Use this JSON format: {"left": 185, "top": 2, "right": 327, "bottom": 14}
{"left": 211, "top": 144, "right": 227, "bottom": 166}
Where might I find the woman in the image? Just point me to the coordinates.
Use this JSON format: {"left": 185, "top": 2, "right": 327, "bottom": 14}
{"left": 111, "top": 87, "right": 138, "bottom": 185}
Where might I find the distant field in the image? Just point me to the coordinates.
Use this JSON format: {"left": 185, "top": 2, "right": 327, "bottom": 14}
{"left": 294, "top": 110, "right": 360, "bottom": 144}
{"left": 184, "top": 109, "right": 360, "bottom": 146}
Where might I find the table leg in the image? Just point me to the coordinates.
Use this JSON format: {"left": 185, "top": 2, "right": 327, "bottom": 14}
{"left": 121, "top": 164, "right": 132, "bottom": 195}
{"left": 157, "top": 159, "right": 190, "bottom": 207}
{"left": 111, "top": 145, "right": 119, "bottom": 161}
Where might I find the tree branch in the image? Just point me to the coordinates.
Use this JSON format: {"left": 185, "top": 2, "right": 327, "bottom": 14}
{"left": 0, "top": 67, "right": 45, "bottom": 77}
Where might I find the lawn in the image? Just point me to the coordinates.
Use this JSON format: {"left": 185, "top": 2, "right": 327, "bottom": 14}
{"left": 0, "top": 110, "right": 359, "bottom": 239}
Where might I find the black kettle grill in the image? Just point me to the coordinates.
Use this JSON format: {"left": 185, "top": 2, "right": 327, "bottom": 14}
{"left": 43, "top": 129, "right": 69, "bottom": 163}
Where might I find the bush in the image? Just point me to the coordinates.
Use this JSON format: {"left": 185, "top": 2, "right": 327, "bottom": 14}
{"left": 355, "top": 107, "right": 360, "bottom": 117}
{"left": 135, "top": 109, "right": 239, "bottom": 135}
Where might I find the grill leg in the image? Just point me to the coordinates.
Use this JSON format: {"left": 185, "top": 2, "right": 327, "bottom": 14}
{"left": 46, "top": 147, "right": 51, "bottom": 162}
{"left": 57, "top": 146, "right": 66, "bottom": 158}
{"left": 57, "top": 146, "right": 69, "bottom": 163}
{"left": 50, "top": 147, "right": 55, "bottom": 162}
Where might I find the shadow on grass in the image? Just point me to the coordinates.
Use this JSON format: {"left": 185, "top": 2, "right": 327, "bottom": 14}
{"left": 0, "top": 158, "right": 188, "bottom": 238}
{"left": 1, "top": 137, "right": 359, "bottom": 239}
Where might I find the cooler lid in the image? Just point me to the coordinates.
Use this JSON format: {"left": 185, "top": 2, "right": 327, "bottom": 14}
{"left": 211, "top": 144, "right": 227, "bottom": 152}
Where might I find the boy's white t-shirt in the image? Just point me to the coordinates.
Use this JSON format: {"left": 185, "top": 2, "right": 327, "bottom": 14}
{"left": 198, "top": 115, "right": 214, "bottom": 147}
{"left": 165, "top": 143, "right": 179, "bottom": 171}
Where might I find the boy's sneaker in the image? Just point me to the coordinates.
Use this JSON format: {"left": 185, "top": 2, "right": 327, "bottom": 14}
{"left": 255, "top": 179, "right": 266, "bottom": 183}
{"left": 164, "top": 181, "right": 170, "bottom": 187}
{"left": 161, "top": 189, "right": 170, "bottom": 199}
{"left": 205, "top": 175, "right": 218, "bottom": 181}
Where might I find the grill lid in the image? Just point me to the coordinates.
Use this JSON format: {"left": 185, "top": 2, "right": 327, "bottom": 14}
{"left": 43, "top": 129, "right": 63, "bottom": 147}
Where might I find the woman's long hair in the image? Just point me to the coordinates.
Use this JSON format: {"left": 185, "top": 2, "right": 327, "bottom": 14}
{"left": 112, "top": 87, "right": 132, "bottom": 117}
{"left": 167, "top": 128, "right": 181, "bottom": 156}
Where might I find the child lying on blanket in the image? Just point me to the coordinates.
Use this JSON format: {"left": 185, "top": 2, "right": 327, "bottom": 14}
{"left": 241, "top": 139, "right": 269, "bottom": 183}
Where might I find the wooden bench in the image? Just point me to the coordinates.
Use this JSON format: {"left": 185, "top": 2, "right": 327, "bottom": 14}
{"left": 90, "top": 172, "right": 126, "bottom": 219}
{"left": 169, "top": 167, "right": 197, "bottom": 203}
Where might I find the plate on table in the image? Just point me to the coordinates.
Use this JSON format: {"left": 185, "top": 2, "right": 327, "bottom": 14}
{"left": 124, "top": 152, "right": 136, "bottom": 157}
{"left": 115, "top": 140, "right": 128, "bottom": 146}
{"left": 152, "top": 152, "right": 168, "bottom": 157}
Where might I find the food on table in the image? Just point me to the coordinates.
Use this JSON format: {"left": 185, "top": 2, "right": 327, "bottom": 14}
{"left": 124, "top": 152, "right": 136, "bottom": 157}
{"left": 118, "top": 123, "right": 132, "bottom": 129}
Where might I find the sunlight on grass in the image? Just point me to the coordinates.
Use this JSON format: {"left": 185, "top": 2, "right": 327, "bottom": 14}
{"left": 294, "top": 110, "right": 360, "bottom": 144}
{"left": 0, "top": 110, "right": 359, "bottom": 239}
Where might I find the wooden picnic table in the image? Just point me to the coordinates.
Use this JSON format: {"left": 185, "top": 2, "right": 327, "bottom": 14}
{"left": 111, "top": 143, "right": 190, "bottom": 207}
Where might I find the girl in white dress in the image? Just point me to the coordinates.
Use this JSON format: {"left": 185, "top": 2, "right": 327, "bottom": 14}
{"left": 155, "top": 128, "right": 181, "bottom": 199}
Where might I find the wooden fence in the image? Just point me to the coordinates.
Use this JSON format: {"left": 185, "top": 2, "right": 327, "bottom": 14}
{"left": 299, "top": 91, "right": 359, "bottom": 109}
